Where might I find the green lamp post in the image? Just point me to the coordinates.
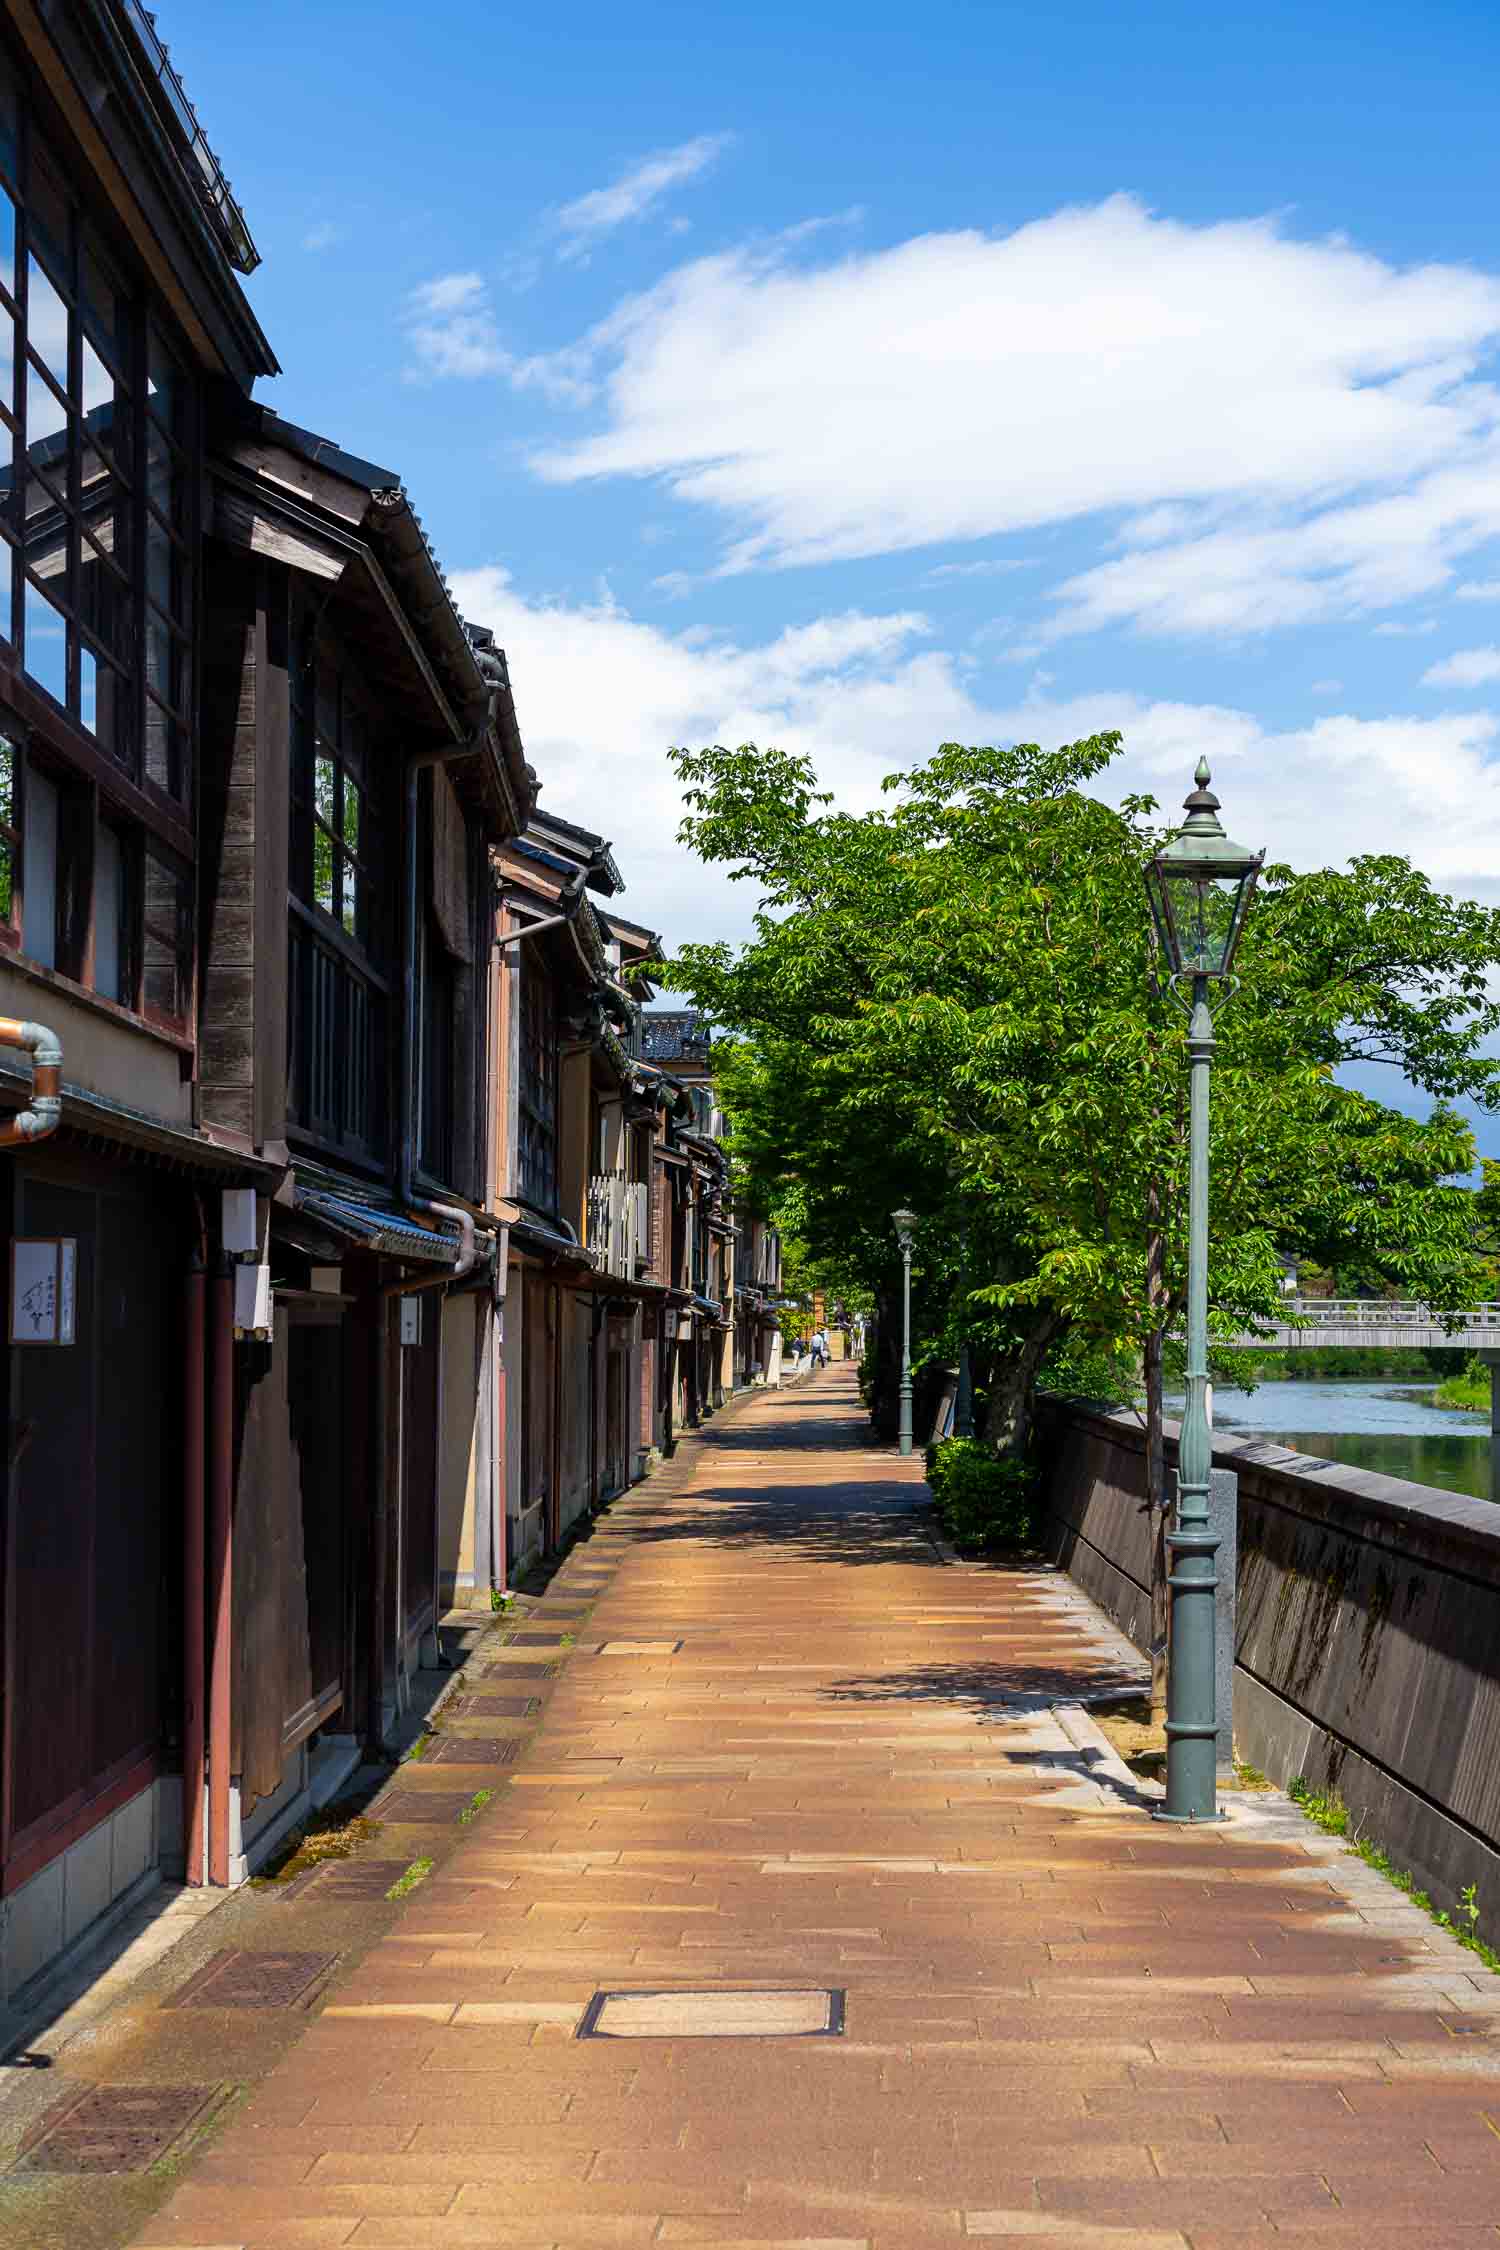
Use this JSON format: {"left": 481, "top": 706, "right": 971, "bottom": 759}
{"left": 1143, "top": 759, "right": 1263, "bottom": 1823}
{"left": 892, "top": 1208, "right": 917, "bottom": 1457}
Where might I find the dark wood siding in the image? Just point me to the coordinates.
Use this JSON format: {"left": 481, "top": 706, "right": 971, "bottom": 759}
{"left": 232, "top": 1298, "right": 350, "bottom": 1807}
{"left": 3, "top": 1161, "right": 175, "bottom": 1885}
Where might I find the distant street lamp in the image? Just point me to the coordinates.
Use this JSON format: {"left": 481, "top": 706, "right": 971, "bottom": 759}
{"left": 1144, "top": 759, "right": 1263, "bottom": 1823}
{"left": 892, "top": 1208, "right": 918, "bottom": 1457}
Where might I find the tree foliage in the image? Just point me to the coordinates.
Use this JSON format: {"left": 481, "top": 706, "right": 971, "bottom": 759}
{"left": 668, "top": 733, "right": 1500, "bottom": 1451}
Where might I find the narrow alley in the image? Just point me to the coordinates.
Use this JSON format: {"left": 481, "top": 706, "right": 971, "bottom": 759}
{"left": 91, "top": 1366, "right": 1500, "bottom": 2250}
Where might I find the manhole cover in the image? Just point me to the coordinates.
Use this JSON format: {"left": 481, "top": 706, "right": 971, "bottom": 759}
{"left": 168, "top": 1949, "right": 336, "bottom": 2010}
{"left": 15, "top": 2083, "right": 222, "bottom": 2174}
{"left": 508, "top": 1633, "right": 569, "bottom": 1648}
{"left": 449, "top": 1695, "right": 539, "bottom": 1719}
{"left": 424, "top": 1737, "right": 519, "bottom": 1767}
{"left": 374, "top": 1789, "right": 482, "bottom": 1823}
{"left": 595, "top": 1640, "right": 682, "bottom": 1656}
{"left": 578, "top": 1988, "right": 844, "bottom": 2039}
{"left": 279, "top": 1859, "right": 412, "bottom": 1902}
{"left": 479, "top": 1662, "right": 556, "bottom": 1681}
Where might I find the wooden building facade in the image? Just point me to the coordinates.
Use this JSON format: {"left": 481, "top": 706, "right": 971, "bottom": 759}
{"left": 0, "top": 0, "right": 531, "bottom": 2005}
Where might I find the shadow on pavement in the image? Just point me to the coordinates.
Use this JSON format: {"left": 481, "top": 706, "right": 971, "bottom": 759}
{"left": 821, "top": 1659, "right": 1146, "bottom": 1707}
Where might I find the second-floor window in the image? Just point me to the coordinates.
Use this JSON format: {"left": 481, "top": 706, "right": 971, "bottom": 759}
{"left": 517, "top": 967, "right": 557, "bottom": 1213}
{"left": 288, "top": 637, "right": 389, "bottom": 1165}
{"left": 0, "top": 44, "right": 196, "bottom": 809}
{"left": 0, "top": 727, "right": 192, "bottom": 1028}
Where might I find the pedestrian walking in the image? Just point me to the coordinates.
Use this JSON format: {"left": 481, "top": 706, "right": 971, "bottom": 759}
{"left": 811, "top": 1327, "right": 828, "bottom": 1370}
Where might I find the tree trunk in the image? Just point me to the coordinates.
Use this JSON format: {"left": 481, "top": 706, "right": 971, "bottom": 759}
{"left": 982, "top": 1321, "right": 1060, "bottom": 1457}
{"left": 871, "top": 1285, "right": 900, "bottom": 1437}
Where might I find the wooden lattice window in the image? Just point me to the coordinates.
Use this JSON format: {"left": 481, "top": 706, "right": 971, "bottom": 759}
{"left": 518, "top": 966, "right": 557, "bottom": 1214}
{"left": 287, "top": 631, "right": 389, "bottom": 1164}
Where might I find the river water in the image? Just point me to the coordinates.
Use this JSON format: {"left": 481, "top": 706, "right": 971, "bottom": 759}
{"left": 1167, "top": 1379, "right": 1493, "bottom": 1502}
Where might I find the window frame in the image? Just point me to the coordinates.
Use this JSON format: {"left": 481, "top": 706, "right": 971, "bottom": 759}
{"left": 286, "top": 626, "right": 392, "bottom": 1169}
{"left": 0, "top": 723, "right": 192, "bottom": 1038}
{"left": 517, "top": 960, "right": 559, "bottom": 1216}
{"left": 0, "top": 33, "right": 198, "bottom": 1049}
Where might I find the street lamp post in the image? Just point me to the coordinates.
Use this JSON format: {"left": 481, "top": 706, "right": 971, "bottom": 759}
{"left": 1144, "top": 760, "right": 1263, "bottom": 1823}
{"left": 892, "top": 1208, "right": 917, "bottom": 1457}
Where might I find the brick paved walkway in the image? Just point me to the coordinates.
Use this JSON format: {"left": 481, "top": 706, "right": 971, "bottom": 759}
{"left": 136, "top": 1368, "right": 1500, "bottom": 2249}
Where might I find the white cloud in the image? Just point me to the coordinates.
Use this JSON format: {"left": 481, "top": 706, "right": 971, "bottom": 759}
{"left": 556, "top": 135, "right": 730, "bottom": 262}
{"left": 402, "top": 272, "right": 512, "bottom": 382}
{"left": 514, "top": 195, "right": 1500, "bottom": 641}
{"left": 302, "top": 222, "right": 343, "bottom": 253}
{"left": 1424, "top": 646, "right": 1500, "bottom": 687}
{"left": 451, "top": 564, "right": 1500, "bottom": 948}
{"left": 1373, "top": 617, "right": 1438, "bottom": 636}
{"left": 1311, "top": 678, "right": 1343, "bottom": 695}
{"left": 1457, "top": 578, "right": 1500, "bottom": 600}
{"left": 923, "top": 557, "right": 1032, "bottom": 584}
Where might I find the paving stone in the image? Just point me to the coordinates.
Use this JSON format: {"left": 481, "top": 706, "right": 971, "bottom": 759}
{"left": 124, "top": 1371, "right": 1500, "bottom": 2250}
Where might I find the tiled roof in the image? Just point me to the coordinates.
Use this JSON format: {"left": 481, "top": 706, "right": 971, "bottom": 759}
{"left": 641, "top": 1012, "right": 710, "bottom": 1062}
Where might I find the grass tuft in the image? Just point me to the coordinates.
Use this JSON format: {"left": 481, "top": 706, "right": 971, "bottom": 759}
{"left": 386, "top": 1856, "right": 434, "bottom": 1900}
{"left": 1289, "top": 1777, "right": 1497, "bottom": 1969}
{"left": 253, "top": 1811, "right": 383, "bottom": 1886}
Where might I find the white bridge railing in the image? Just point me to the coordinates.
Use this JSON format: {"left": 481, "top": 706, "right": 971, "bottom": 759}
{"left": 1238, "top": 1297, "right": 1500, "bottom": 1335}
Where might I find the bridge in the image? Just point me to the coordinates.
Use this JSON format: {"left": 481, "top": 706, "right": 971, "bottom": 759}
{"left": 1223, "top": 1298, "right": 1500, "bottom": 1352}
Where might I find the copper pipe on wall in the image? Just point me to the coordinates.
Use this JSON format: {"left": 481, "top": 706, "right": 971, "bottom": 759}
{"left": 182, "top": 1248, "right": 206, "bottom": 1886}
{"left": 0, "top": 1017, "right": 62, "bottom": 1147}
{"left": 207, "top": 1262, "right": 234, "bottom": 1886}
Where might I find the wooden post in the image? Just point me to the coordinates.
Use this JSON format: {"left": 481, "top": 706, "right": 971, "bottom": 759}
{"left": 207, "top": 1263, "right": 234, "bottom": 1886}
{"left": 182, "top": 1254, "right": 205, "bottom": 1885}
{"left": 1483, "top": 1351, "right": 1500, "bottom": 1509}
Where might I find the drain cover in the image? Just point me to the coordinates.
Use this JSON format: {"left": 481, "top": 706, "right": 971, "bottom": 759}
{"left": 595, "top": 1640, "right": 682, "bottom": 1656}
{"left": 479, "top": 1662, "right": 557, "bottom": 1681}
{"left": 15, "top": 2083, "right": 221, "bottom": 2174}
{"left": 578, "top": 1987, "right": 845, "bottom": 2039}
{"left": 508, "top": 1633, "right": 569, "bottom": 1648}
{"left": 450, "top": 1694, "right": 539, "bottom": 1719}
{"left": 279, "top": 1859, "right": 413, "bottom": 1902}
{"left": 425, "top": 1737, "right": 519, "bottom": 1767}
{"left": 168, "top": 1949, "right": 336, "bottom": 2010}
{"left": 375, "top": 1789, "right": 483, "bottom": 1823}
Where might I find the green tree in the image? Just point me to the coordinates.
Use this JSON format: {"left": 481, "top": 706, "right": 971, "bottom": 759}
{"left": 669, "top": 733, "right": 1500, "bottom": 1477}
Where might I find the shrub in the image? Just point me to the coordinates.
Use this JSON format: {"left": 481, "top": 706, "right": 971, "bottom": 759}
{"left": 924, "top": 1436, "right": 1038, "bottom": 1553}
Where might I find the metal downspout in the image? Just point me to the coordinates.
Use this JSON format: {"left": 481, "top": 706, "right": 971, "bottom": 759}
{"left": 0, "top": 1018, "right": 62, "bottom": 1146}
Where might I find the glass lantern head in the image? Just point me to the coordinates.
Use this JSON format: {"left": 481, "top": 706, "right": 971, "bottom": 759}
{"left": 891, "top": 1207, "right": 918, "bottom": 1251}
{"left": 1144, "top": 758, "right": 1264, "bottom": 980}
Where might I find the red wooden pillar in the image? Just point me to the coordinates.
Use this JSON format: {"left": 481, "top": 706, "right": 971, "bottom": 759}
{"left": 207, "top": 1263, "right": 234, "bottom": 1886}
{"left": 182, "top": 1254, "right": 205, "bottom": 1885}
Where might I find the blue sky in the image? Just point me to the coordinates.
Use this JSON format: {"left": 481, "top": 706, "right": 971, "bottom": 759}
{"left": 169, "top": 0, "right": 1500, "bottom": 1144}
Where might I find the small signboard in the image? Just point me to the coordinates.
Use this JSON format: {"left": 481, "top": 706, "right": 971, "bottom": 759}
{"left": 10, "top": 1238, "right": 77, "bottom": 1345}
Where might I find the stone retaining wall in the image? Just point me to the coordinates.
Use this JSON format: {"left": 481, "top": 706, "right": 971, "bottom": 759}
{"left": 1035, "top": 1396, "right": 1500, "bottom": 1913}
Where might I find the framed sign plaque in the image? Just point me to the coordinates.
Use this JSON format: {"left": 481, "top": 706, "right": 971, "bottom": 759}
{"left": 10, "top": 1238, "right": 77, "bottom": 1345}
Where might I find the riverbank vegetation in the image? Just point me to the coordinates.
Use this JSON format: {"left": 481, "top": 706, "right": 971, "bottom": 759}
{"left": 667, "top": 733, "right": 1500, "bottom": 1461}
{"left": 1434, "top": 1358, "right": 1491, "bottom": 1411}
{"left": 1200, "top": 1344, "right": 1458, "bottom": 1386}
